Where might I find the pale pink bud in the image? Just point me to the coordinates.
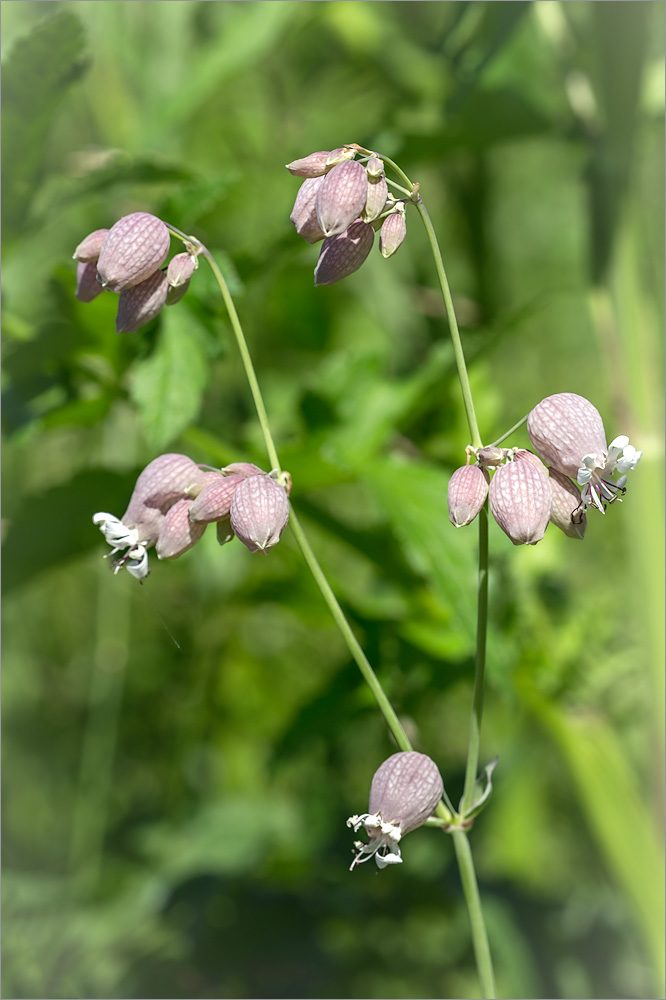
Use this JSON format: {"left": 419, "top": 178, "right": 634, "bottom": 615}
{"left": 188, "top": 474, "right": 244, "bottom": 524}
{"left": 527, "top": 393, "right": 607, "bottom": 478}
{"left": 489, "top": 460, "right": 552, "bottom": 545}
{"left": 222, "top": 462, "right": 265, "bottom": 477}
{"left": 448, "top": 465, "right": 489, "bottom": 527}
{"left": 548, "top": 468, "right": 587, "bottom": 539}
{"left": 97, "top": 212, "right": 170, "bottom": 292}
{"left": 285, "top": 150, "right": 331, "bottom": 178}
{"left": 315, "top": 160, "right": 369, "bottom": 237}
{"left": 155, "top": 499, "right": 206, "bottom": 559}
{"left": 290, "top": 177, "right": 326, "bottom": 244}
{"left": 167, "top": 252, "right": 196, "bottom": 287}
{"left": 379, "top": 212, "right": 407, "bottom": 258}
{"left": 325, "top": 147, "right": 356, "bottom": 167}
{"left": 115, "top": 270, "right": 169, "bottom": 334}
{"left": 369, "top": 752, "right": 443, "bottom": 836}
{"left": 365, "top": 156, "right": 384, "bottom": 179}
{"left": 75, "top": 261, "right": 103, "bottom": 303}
{"left": 314, "top": 220, "right": 374, "bottom": 286}
{"left": 229, "top": 475, "right": 289, "bottom": 553}
{"left": 73, "top": 228, "right": 109, "bottom": 263}
{"left": 362, "top": 170, "right": 388, "bottom": 223}
{"left": 476, "top": 446, "right": 505, "bottom": 469}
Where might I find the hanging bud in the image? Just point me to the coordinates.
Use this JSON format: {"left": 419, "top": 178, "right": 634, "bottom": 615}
{"left": 229, "top": 474, "right": 289, "bottom": 553}
{"left": 379, "top": 211, "right": 407, "bottom": 258}
{"left": 527, "top": 393, "right": 607, "bottom": 479}
{"left": 75, "top": 261, "right": 104, "bottom": 303}
{"left": 315, "top": 160, "right": 369, "bottom": 237}
{"left": 285, "top": 150, "right": 332, "bottom": 178}
{"left": 314, "top": 220, "right": 374, "bottom": 286}
{"left": 346, "top": 752, "right": 444, "bottom": 870}
{"left": 155, "top": 499, "right": 206, "bottom": 559}
{"left": 188, "top": 474, "right": 244, "bottom": 524}
{"left": 115, "top": 269, "right": 169, "bottom": 334}
{"left": 97, "top": 212, "right": 170, "bottom": 292}
{"left": 476, "top": 446, "right": 506, "bottom": 469}
{"left": 362, "top": 160, "right": 388, "bottom": 223}
{"left": 167, "top": 252, "right": 196, "bottom": 287}
{"left": 365, "top": 156, "right": 384, "bottom": 179}
{"left": 448, "top": 464, "right": 489, "bottom": 527}
{"left": 73, "top": 228, "right": 109, "bottom": 263}
{"left": 548, "top": 468, "right": 587, "bottom": 539}
{"left": 222, "top": 462, "right": 265, "bottom": 478}
{"left": 290, "top": 177, "right": 326, "bottom": 244}
{"left": 489, "top": 460, "right": 552, "bottom": 545}
{"left": 324, "top": 147, "right": 356, "bottom": 167}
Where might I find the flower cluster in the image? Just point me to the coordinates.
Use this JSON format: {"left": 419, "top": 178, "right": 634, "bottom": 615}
{"left": 286, "top": 145, "right": 408, "bottom": 285}
{"left": 347, "top": 751, "right": 444, "bottom": 870}
{"left": 93, "top": 454, "right": 290, "bottom": 579}
{"left": 448, "top": 393, "right": 641, "bottom": 545}
{"left": 73, "top": 213, "right": 199, "bottom": 333}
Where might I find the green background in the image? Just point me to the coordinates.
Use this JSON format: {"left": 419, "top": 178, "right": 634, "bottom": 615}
{"left": 2, "top": 2, "right": 664, "bottom": 998}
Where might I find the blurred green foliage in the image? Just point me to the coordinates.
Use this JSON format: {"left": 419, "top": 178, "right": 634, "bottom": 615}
{"left": 2, "top": 3, "right": 664, "bottom": 998}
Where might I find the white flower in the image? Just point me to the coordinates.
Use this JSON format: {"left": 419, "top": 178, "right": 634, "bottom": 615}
{"left": 346, "top": 813, "right": 403, "bottom": 870}
{"left": 577, "top": 435, "right": 642, "bottom": 513}
{"left": 93, "top": 512, "right": 151, "bottom": 579}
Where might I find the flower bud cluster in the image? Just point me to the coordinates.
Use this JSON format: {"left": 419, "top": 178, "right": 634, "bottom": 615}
{"left": 73, "top": 213, "right": 200, "bottom": 333}
{"left": 286, "top": 145, "right": 408, "bottom": 286}
{"left": 93, "top": 454, "right": 290, "bottom": 579}
{"left": 447, "top": 393, "right": 641, "bottom": 545}
{"left": 347, "top": 752, "right": 444, "bottom": 870}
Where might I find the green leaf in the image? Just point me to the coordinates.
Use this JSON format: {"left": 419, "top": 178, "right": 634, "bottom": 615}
{"left": 128, "top": 307, "right": 210, "bottom": 449}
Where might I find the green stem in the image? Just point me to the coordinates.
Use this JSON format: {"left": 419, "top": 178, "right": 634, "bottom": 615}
{"left": 461, "top": 503, "right": 490, "bottom": 814}
{"left": 415, "top": 199, "right": 482, "bottom": 448}
{"left": 452, "top": 830, "right": 497, "bottom": 999}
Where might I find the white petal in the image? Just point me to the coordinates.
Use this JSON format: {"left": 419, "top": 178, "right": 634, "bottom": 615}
{"left": 125, "top": 545, "right": 150, "bottom": 580}
{"left": 609, "top": 435, "right": 629, "bottom": 450}
{"left": 93, "top": 513, "right": 139, "bottom": 548}
{"left": 577, "top": 467, "right": 592, "bottom": 486}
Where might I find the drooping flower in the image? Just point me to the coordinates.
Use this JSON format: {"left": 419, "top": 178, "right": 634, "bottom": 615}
{"left": 488, "top": 458, "right": 552, "bottom": 545}
{"left": 527, "top": 393, "right": 641, "bottom": 513}
{"left": 96, "top": 212, "right": 171, "bottom": 292}
{"left": 313, "top": 220, "right": 374, "bottom": 286}
{"left": 229, "top": 474, "right": 290, "bottom": 553}
{"left": 315, "top": 160, "right": 369, "bottom": 238}
{"left": 447, "top": 464, "right": 489, "bottom": 527}
{"left": 347, "top": 752, "right": 443, "bottom": 870}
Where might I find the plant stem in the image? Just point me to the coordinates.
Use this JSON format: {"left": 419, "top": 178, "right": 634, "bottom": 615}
{"left": 461, "top": 503, "right": 490, "bottom": 813}
{"left": 197, "top": 241, "right": 452, "bottom": 825}
{"left": 415, "top": 198, "right": 482, "bottom": 449}
{"left": 452, "top": 830, "right": 497, "bottom": 999}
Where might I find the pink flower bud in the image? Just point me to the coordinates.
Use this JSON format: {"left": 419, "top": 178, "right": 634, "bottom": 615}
{"left": 75, "top": 261, "right": 103, "bottom": 303}
{"left": 489, "top": 460, "right": 552, "bottom": 545}
{"left": 379, "top": 212, "right": 407, "bottom": 258}
{"left": 155, "top": 499, "right": 206, "bottom": 559}
{"left": 97, "top": 212, "right": 170, "bottom": 292}
{"left": 548, "top": 468, "right": 587, "bottom": 539}
{"left": 362, "top": 170, "right": 388, "bottom": 223}
{"left": 315, "top": 160, "right": 369, "bottom": 237}
{"left": 365, "top": 156, "right": 384, "bottom": 179}
{"left": 222, "top": 462, "right": 265, "bottom": 477}
{"left": 115, "top": 269, "right": 169, "bottom": 334}
{"left": 314, "top": 220, "right": 374, "bottom": 286}
{"left": 229, "top": 475, "right": 289, "bottom": 553}
{"left": 188, "top": 474, "right": 244, "bottom": 524}
{"left": 527, "top": 393, "right": 607, "bottom": 478}
{"left": 167, "top": 252, "right": 196, "bottom": 288}
{"left": 476, "top": 446, "right": 505, "bottom": 469}
{"left": 290, "top": 177, "right": 326, "bottom": 244}
{"left": 73, "top": 228, "right": 109, "bottom": 263}
{"left": 325, "top": 147, "right": 356, "bottom": 167}
{"left": 285, "top": 150, "right": 332, "bottom": 178}
{"left": 448, "top": 465, "right": 489, "bottom": 527}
